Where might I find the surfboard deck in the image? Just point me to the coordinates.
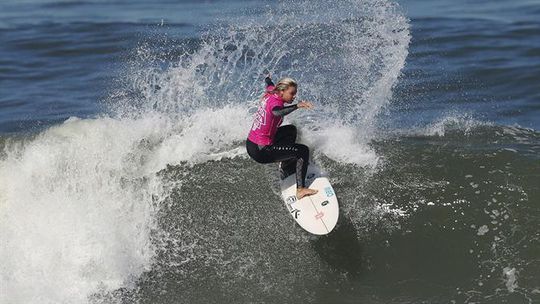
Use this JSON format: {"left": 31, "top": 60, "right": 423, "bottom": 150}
{"left": 279, "top": 162, "right": 339, "bottom": 235}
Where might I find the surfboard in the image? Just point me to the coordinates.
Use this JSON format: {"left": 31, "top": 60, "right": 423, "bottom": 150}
{"left": 279, "top": 162, "right": 339, "bottom": 235}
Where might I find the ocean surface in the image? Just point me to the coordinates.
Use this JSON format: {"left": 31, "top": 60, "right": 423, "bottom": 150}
{"left": 0, "top": 0, "right": 538, "bottom": 303}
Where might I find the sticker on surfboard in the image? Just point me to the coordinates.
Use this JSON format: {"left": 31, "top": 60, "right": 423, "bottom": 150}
{"left": 279, "top": 163, "right": 339, "bottom": 235}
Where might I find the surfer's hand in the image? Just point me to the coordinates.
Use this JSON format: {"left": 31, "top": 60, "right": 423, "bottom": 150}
{"left": 297, "top": 101, "right": 314, "bottom": 109}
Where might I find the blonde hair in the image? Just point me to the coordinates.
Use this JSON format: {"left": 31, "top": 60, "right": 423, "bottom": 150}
{"left": 273, "top": 77, "right": 297, "bottom": 92}
{"left": 259, "top": 77, "right": 298, "bottom": 106}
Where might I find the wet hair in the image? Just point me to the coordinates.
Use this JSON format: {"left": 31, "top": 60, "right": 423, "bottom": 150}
{"left": 273, "top": 77, "right": 297, "bottom": 92}
{"left": 259, "top": 77, "right": 298, "bottom": 106}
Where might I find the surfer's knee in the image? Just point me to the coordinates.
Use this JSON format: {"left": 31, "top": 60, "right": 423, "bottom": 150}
{"left": 288, "top": 125, "right": 298, "bottom": 142}
{"left": 288, "top": 124, "right": 297, "bottom": 135}
{"left": 282, "top": 124, "right": 297, "bottom": 137}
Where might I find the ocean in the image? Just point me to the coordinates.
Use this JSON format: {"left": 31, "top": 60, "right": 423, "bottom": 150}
{"left": 0, "top": 0, "right": 538, "bottom": 303}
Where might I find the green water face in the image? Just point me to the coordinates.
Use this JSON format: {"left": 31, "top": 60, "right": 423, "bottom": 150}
{"left": 99, "top": 128, "right": 539, "bottom": 304}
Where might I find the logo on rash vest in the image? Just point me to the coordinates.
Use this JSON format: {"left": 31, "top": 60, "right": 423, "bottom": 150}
{"left": 315, "top": 211, "right": 324, "bottom": 220}
{"left": 324, "top": 186, "right": 334, "bottom": 198}
{"left": 251, "top": 102, "right": 267, "bottom": 130}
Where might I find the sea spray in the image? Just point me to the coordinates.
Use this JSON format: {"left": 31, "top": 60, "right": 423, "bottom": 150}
{"left": 114, "top": 0, "right": 410, "bottom": 166}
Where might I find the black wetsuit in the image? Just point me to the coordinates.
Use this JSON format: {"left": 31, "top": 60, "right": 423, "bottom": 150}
{"left": 246, "top": 77, "right": 310, "bottom": 187}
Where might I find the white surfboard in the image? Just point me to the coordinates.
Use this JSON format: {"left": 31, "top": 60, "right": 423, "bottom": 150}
{"left": 280, "top": 163, "right": 339, "bottom": 235}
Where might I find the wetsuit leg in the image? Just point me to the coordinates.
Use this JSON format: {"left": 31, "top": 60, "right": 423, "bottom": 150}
{"left": 254, "top": 143, "right": 309, "bottom": 188}
{"left": 264, "top": 143, "right": 309, "bottom": 187}
{"left": 274, "top": 125, "right": 298, "bottom": 175}
{"left": 246, "top": 127, "right": 310, "bottom": 188}
{"left": 274, "top": 125, "right": 297, "bottom": 145}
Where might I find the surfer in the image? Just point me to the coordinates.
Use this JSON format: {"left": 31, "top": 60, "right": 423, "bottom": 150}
{"left": 246, "top": 75, "right": 318, "bottom": 199}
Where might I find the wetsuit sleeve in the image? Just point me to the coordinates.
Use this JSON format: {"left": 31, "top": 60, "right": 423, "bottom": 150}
{"left": 265, "top": 76, "right": 275, "bottom": 87}
{"left": 265, "top": 76, "right": 275, "bottom": 92}
{"left": 271, "top": 104, "right": 298, "bottom": 116}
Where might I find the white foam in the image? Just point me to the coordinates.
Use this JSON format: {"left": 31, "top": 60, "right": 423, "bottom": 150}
{"left": 477, "top": 225, "right": 489, "bottom": 236}
{"left": 503, "top": 267, "right": 518, "bottom": 293}
{"left": 0, "top": 116, "right": 166, "bottom": 303}
{"left": 377, "top": 203, "right": 408, "bottom": 217}
{"left": 0, "top": 106, "right": 267, "bottom": 303}
{"left": 303, "top": 122, "right": 379, "bottom": 167}
{"left": 422, "top": 113, "right": 490, "bottom": 137}
{"left": 149, "top": 105, "right": 252, "bottom": 169}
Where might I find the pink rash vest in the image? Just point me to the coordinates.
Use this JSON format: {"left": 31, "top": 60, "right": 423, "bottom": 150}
{"left": 247, "top": 84, "right": 284, "bottom": 146}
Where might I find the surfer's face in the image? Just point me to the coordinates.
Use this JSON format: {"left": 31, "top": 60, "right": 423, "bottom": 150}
{"left": 280, "top": 86, "right": 297, "bottom": 103}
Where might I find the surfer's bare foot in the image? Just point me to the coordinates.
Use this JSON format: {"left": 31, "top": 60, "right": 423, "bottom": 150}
{"left": 297, "top": 187, "right": 318, "bottom": 199}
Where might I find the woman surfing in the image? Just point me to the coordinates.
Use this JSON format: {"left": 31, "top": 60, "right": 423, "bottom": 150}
{"left": 246, "top": 75, "right": 318, "bottom": 199}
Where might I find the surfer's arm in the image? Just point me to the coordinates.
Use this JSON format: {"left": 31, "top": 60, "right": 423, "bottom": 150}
{"left": 265, "top": 76, "right": 274, "bottom": 87}
{"left": 271, "top": 105, "right": 298, "bottom": 117}
{"left": 265, "top": 76, "right": 275, "bottom": 92}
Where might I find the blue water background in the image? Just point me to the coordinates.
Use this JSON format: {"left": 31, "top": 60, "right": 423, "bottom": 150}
{"left": 392, "top": 0, "right": 540, "bottom": 130}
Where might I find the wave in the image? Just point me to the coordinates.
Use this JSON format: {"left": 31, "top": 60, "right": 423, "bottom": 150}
{"left": 0, "top": 0, "right": 411, "bottom": 303}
